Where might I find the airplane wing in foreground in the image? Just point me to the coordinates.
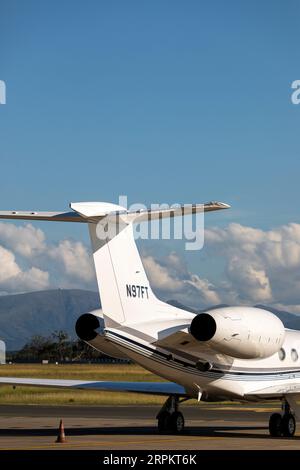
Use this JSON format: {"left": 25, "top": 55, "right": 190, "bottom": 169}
{"left": 0, "top": 377, "right": 187, "bottom": 396}
{"left": 245, "top": 384, "right": 300, "bottom": 400}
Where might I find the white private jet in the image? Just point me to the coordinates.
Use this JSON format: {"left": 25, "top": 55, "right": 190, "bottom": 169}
{"left": 0, "top": 201, "right": 299, "bottom": 438}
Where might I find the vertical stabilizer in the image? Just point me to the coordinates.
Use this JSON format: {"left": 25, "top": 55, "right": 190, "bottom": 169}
{"left": 88, "top": 216, "right": 164, "bottom": 327}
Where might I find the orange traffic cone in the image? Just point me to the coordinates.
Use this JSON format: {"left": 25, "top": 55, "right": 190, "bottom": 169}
{"left": 55, "top": 419, "right": 66, "bottom": 443}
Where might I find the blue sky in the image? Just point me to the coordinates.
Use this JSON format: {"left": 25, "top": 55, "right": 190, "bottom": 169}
{"left": 1, "top": 1, "right": 300, "bottom": 309}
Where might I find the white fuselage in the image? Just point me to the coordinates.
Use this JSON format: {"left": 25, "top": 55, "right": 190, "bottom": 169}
{"left": 103, "top": 311, "right": 300, "bottom": 402}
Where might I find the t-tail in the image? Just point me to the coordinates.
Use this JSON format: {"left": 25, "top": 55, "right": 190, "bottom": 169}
{"left": 0, "top": 200, "right": 230, "bottom": 328}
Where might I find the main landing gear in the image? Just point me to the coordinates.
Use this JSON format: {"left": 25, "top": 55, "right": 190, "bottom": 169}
{"left": 157, "top": 395, "right": 186, "bottom": 434}
{"left": 269, "top": 400, "right": 296, "bottom": 437}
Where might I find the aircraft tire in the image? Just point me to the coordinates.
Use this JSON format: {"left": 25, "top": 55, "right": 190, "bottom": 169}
{"left": 157, "top": 411, "right": 171, "bottom": 433}
{"left": 269, "top": 413, "right": 283, "bottom": 437}
{"left": 170, "top": 411, "right": 185, "bottom": 433}
{"left": 281, "top": 413, "right": 296, "bottom": 437}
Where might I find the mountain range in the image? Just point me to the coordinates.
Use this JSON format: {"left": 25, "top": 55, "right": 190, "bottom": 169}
{"left": 0, "top": 289, "right": 100, "bottom": 350}
{"left": 0, "top": 289, "right": 299, "bottom": 351}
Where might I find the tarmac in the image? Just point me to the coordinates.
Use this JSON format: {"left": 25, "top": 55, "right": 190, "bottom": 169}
{"left": 0, "top": 404, "right": 300, "bottom": 450}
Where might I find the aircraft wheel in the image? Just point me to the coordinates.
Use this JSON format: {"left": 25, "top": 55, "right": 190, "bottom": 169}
{"left": 157, "top": 411, "right": 171, "bottom": 433}
{"left": 269, "top": 413, "right": 282, "bottom": 437}
{"left": 281, "top": 413, "right": 296, "bottom": 437}
{"left": 170, "top": 411, "right": 185, "bottom": 433}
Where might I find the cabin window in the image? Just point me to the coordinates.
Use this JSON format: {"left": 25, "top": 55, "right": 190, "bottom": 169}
{"left": 278, "top": 348, "right": 286, "bottom": 361}
{"left": 291, "top": 349, "right": 298, "bottom": 362}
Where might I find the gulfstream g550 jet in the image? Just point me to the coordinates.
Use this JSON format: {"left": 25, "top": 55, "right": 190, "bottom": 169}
{"left": 0, "top": 201, "right": 300, "bottom": 438}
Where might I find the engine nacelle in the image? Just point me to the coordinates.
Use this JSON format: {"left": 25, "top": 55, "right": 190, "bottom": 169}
{"left": 190, "top": 306, "right": 285, "bottom": 359}
{"left": 75, "top": 310, "right": 128, "bottom": 360}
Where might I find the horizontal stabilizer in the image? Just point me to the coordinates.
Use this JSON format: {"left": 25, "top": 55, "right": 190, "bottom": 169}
{"left": 122, "top": 201, "right": 230, "bottom": 223}
{"left": 0, "top": 210, "right": 85, "bottom": 223}
{"left": 0, "top": 201, "right": 230, "bottom": 224}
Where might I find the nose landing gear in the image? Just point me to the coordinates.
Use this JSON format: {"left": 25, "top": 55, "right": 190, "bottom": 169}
{"left": 269, "top": 400, "right": 296, "bottom": 437}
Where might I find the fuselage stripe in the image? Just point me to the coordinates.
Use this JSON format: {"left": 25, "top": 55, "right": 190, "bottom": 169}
{"left": 105, "top": 330, "right": 300, "bottom": 382}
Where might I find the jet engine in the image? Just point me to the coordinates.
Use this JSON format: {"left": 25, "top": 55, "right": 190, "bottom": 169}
{"left": 189, "top": 306, "right": 285, "bottom": 359}
{"left": 75, "top": 309, "right": 128, "bottom": 359}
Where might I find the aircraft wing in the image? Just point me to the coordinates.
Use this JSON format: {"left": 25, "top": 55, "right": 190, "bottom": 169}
{"left": 245, "top": 387, "right": 300, "bottom": 420}
{"left": 245, "top": 384, "right": 300, "bottom": 400}
{"left": 0, "top": 377, "right": 187, "bottom": 396}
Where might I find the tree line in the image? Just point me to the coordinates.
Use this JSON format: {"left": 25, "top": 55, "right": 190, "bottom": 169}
{"left": 8, "top": 330, "right": 128, "bottom": 363}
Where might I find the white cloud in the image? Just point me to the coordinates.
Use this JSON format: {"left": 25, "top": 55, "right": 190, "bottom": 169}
{"left": 1, "top": 219, "right": 300, "bottom": 313}
{"left": 142, "top": 222, "right": 300, "bottom": 310}
{"left": 0, "top": 223, "right": 95, "bottom": 294}
{"left": 2, "top": 267, "right": 49, "bottom": 292}
{"left": 0, "top": 245, "right": 49, "bottom": 293}
{"left": 184, "top": 275, "right": 221, "bottom": 305}
{"left": 0, "top": 246, "right": 21, "bottom": 282}
{"left": 204, "top": 222, "right": 300, "bottom": 308}
{"left": 143, "top": 255, "right": 183, "bottom": 292}
{"left": 143, "top": 252, "right": 220, "bottom": 308}
{"left": 48, "top": 240, "right": 95, "bottom": 283}
{"left": 0, "top": 222, "right": 45, "bottom": 257}
{"left": 226, "top": 255, "right": 272, "bottom": 303}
